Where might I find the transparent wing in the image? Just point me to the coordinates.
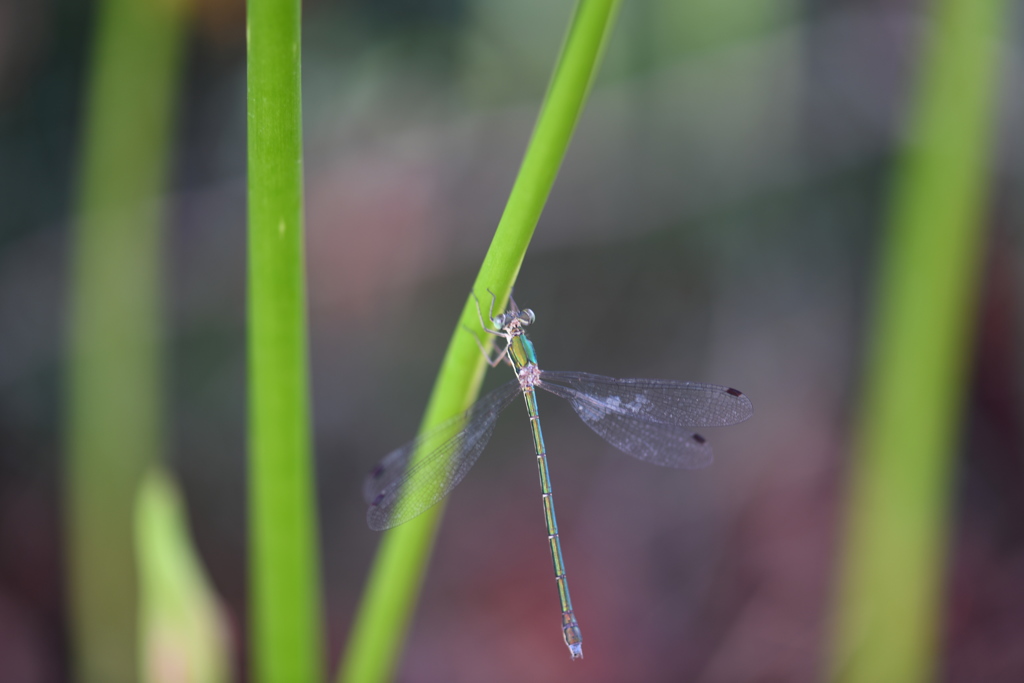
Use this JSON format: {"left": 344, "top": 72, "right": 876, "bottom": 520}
{"left": 363, "top": 380, "right": 521, "bottom": 530}
{"left": 539, "top": 371, "right": 752, "bottom": 426}
{"left": 537, "top": 371, "right": 752, "bottom": 469}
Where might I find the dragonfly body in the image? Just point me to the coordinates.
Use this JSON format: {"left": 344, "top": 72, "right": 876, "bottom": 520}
{"left": 491, "top": 302, "right": 583, "bottom": 657}
{"left": 364, "top": 295, "right": 753, "bottom": 660}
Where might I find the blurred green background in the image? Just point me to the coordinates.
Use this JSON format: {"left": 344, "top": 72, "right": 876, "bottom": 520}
{"left": 1, "top": 0, "right": 1022, "bottom": 681}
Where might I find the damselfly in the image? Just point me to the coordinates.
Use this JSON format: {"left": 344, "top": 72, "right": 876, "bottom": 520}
{"left": 364, "top": 294, "right": 753, "bottom": 659}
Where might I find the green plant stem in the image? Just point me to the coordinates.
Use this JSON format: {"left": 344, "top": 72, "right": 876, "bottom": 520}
{"left": 338, "top": 2, "right": 622, "bottom": 681}
{"left": 66, "top": 1, "right": 183, "bottom": 681}
{"left": 827, "top": 0, "right": 1007, "bottom": 681}
{"left": 247, "top": 0, "right": 323, "bottom": 681}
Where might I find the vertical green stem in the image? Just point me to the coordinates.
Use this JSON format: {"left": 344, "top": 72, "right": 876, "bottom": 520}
{"left": 828, "top": 0, "right": 1007, "bottom": 681}
{"left": 66, "top": 1, "right": 183, "bottom": 681}
{"left": 247, "top": 0, "right": 324, "bottom": 681}
{"left": 338, "top": 2, "right": 622, "bottom": 681}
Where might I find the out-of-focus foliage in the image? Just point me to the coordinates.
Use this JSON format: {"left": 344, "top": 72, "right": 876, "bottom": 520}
{"left": 137, "top": 468, "right": 232, "bottom": 683}
{"left": 64, "top": 0, "right": 188, "bottom": 681}
{"left": 828, "top": 0, "right": 1008, "bottom": 681}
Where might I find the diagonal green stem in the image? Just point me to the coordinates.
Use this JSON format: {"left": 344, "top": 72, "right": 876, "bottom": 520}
{"left": 827, "top": 0, "right": 1008, "bottom": 681}
{"left": 247, "top": 0, "right": 324, "bottom": 681}
{"left": 338, "top": 1, "right": 622, "bottom": 681}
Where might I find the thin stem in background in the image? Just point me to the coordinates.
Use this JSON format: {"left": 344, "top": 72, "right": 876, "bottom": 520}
{"left": 827, "top": 0, "right": 1008, "bottom": 681}
{"left": 66, "top": 0, "right": 184, "bottom": 680}
{"left": 246, "top": 0, "right": 324, "bottom": 681}
{"left": 338, "top": 1, "right": 623, "bottom": 681}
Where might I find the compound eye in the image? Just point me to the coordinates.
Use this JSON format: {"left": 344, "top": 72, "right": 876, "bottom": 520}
{"left": 522, "top": 309, "right": 535, "bottom": 325}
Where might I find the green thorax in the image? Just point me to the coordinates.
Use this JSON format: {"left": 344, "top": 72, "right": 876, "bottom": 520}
{"left": 507, "top": 333, "right": 538, "bottom": 369}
